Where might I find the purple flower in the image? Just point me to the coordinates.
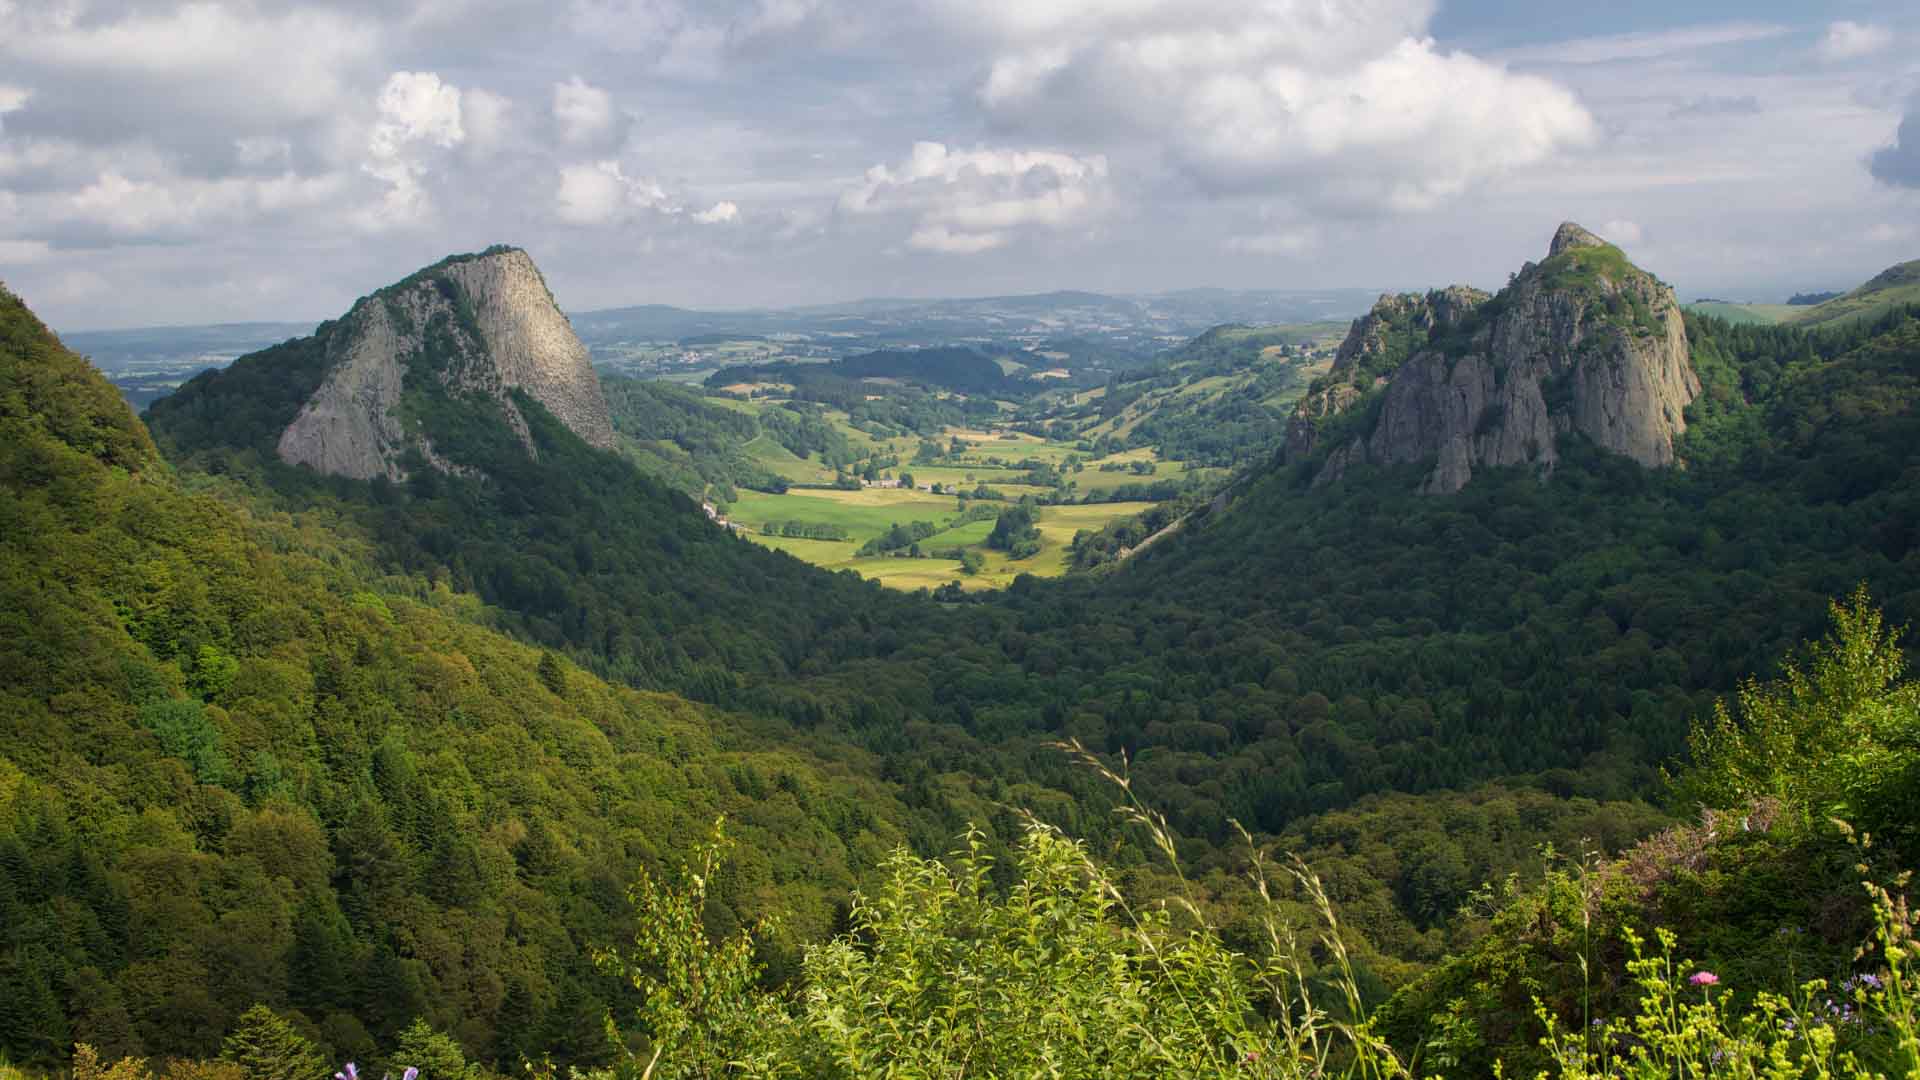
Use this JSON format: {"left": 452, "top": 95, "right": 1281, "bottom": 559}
{"left": 1688, "top": 971, "right": 1720, "bottom": 987}
{"left": 404, "top": 1070, "right": 419, "bottom": 1080}
{"left": 1860, "top": 973, "right": 1884, "bottom": 991}
{"left": 336, "top": 1065, "right": 360, "bottom": 1080}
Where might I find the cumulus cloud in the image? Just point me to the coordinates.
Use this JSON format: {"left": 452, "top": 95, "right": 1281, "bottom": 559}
{"left": 1869, "top": 99, "right": 1920, "bottom": 190}
{"left": 59, "top": 168, "right": 346, "bottom": 239}
{"left": 968, "top": 0, "right": 1595, "bottom": 211}
{"left": 555, "top": 159, "right": 674, "bottom": 224}
{"left": 693, "top": 200, "right": 740, "bottom": 224}
{"left": 1817, "top": 21, "right": 1892, "bottom": 62}
{"left": 362, "top": 71, "right": 466, "bottom": 228}
{"left": 553, "top": 76, "right": 619, "bottom": 146}
{"left": 840, "top": 141, "right": 1107, "bottom": 253}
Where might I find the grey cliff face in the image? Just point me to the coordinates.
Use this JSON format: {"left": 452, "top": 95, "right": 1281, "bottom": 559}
{"left": 1295, "top": 223, "right": 1698, "bottom": 494}
{"left": 1284, "top": 285, "right": 1490, "bottom": 461}
{"left": 277, "top": 248, "right": 615, "bottom": 480}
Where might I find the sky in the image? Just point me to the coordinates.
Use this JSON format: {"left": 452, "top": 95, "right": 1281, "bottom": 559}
{"left": 1, "top": 0, "right": 1917, "bottom": 330}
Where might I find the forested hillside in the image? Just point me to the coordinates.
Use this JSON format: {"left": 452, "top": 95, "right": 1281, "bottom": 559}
{"left": 12, "top": 260, "right": 1920, "bottom": 1076}
{"left": 0, "top": 286, "right": 912, "bottom": 1066}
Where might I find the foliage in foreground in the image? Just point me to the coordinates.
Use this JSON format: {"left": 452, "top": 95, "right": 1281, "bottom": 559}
{"left": 581, "top": 596, "right": 1920, "bottom": 1078}
{"left": 31, "top": 593, "right": 1920, "bottom": 1079}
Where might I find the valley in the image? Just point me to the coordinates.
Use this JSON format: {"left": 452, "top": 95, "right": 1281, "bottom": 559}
{"left": 5, "top": 225, "right": 1919, "bottom": 1079}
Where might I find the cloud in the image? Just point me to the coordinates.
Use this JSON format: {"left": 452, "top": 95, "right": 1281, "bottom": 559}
{"left": 1869, "top": 99, "right": 1920, "bottom": 190}
{"left": 554, "top": 76, "right": 618, "bottom": 146}
{"left": 58, "top": 168, "right": 346, "bottom": 239}
{"left": 362, "top": 71, "right": 466, "bottom": 228}
{"left": 1503, "top": 22, "right": 1790, "bottom": 66}
{"left": 1226, "top": 228, "right": 1318, "bottom": 257}
{"left": 1817, "top": 21, "right": 1892, "bottom": 62}
{"left": 1671, "top": 95, "right": 1761, "bottom": 119}
{"left": 0, "top": 85, "right": 27, "bottom": 132}
{"left": 555, "top": 159, "right": 674, "bottom": 224}
{"left": 840, "top": 141, "right": 1108, "bottom": 253}
{"left": 2, "top": 3, "right": 379, "bottom": 134}
{"left": 0, "top": 239, "right": 51, "bottom": 266}
{"left": 463, "top": 89, "right": 513, "bottom": 157}
{"left": 693, "top": 200, "right": 740, "bottom": 224}
{"left": 1599, "top": 219, "right": 1645, "bottom": 246}
{"left": 970, "top": 2, "right": 1596, "bottom": 211}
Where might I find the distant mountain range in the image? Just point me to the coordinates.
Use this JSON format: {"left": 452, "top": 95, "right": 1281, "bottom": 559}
{"left": 63, "top": 287, "right": 1381, "bottom": 405}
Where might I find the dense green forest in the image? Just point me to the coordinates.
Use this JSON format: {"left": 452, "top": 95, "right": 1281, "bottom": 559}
{"left": 142, "top": 288, "right": 1920, "bottom": 891}
{"left": 0, "top": 287, "right": 912, "bottom": 1066}
{"left": 6, "top": 263, "right": 1920, "bottom": 1076}
{"left": 705, "top": 348, "right": 1008, "bottom": 437}
{"left": 597, "top": 377, "right": 858, "bottom": 500}
{"left": 1013, "top": 324, "right": 1326, "bottom": 468}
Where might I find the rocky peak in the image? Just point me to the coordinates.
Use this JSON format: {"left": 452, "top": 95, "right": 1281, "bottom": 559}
{"left": 1548, "top": 221, "right": 1607, "bottom": 258}
{"left": 1289, "top": 222, "right": 1699, "bottom": 494}
{"left": 276, "top": 247, "right": 615, "bottom": 481}
{"left": 1284, "top": 285, "right": 1490, "bottom": 461}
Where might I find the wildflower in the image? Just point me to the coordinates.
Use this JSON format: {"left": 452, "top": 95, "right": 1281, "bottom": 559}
{"left": 1859, "top": 973, "right": 1883, "bottom": 991}
{"left": 336, "top": 1065, "right": 359, "bottom": 1080}
{"left": 404, "top": 1071, "right": 419, "bottom": 1080}
{"left": 1688, "top": 971, "right": 1720, "bottom": 987}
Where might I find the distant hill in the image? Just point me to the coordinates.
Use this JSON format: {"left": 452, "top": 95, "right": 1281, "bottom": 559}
{"left": 1788, "top": 258, "right": 1920, "bottom": 328}
{"left": 1684, "top": 259, "right": 1920, "bottom": 330}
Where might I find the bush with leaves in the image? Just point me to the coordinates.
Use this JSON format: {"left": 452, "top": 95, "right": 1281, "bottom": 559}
{"left": 1681, "top": 587, "right": 1920, "bottom": 840}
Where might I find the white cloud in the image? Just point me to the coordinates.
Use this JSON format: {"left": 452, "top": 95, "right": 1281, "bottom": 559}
{"left": 362, "top": 71, "right": 466, "bottom": 229}
{"left": 693, "top": 200, "right": 740, "bottom": 224}
{"left": 235, "top": 136, "right": 292, "bottom": 169}
{"left": 840, "top": 141, "right": 1108, "bottom": 253}
{"left": 1817, "top": 21, "right": 1893, "bottom": 62}
{"left": 463, "top": 89, "right": 513, "bottom": 157}
{"left": 60, "top": 168, "right": 345, "bottom": 237}
{"left": 1599, "top": 219, "right": 1645, "bottom": 246}
{"left": 555, "top": 159, "right": 674, "bottom": 225}
{"left": 1502, "top": 22, "right": 1790, "bottom": 66}
{"left": 554, "top": 76, "right": 616, "bottom": 146}
{"left": 970, "top": 1, "right": 1596, "bottom": 211}
{"left": 5, "top": 3, "right": 378, "bottom": 126}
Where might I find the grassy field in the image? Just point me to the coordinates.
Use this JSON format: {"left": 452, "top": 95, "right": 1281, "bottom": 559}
{"left": 1684, "top": 302, "right": 1797, "bottom": 326}
{"left": 698, "top": 405, "right": 1207, "bottom": 591}
{"left": 729, "top": 488, "right": 966, "bottom": 542}
{"left": 737, "top": 493, "right": 1159, "bottom": 591}
{"left": 743, "top": 434, "right": 835, "bottom": 483}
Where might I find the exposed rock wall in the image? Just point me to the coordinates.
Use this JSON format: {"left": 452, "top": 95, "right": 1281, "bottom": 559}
{"left": 1295, "top": 222, "right": 1699, "bottom": 494}
{"left": 1284, "top": 285, "right": 1490, "bottom": 461}
{"left": 277, "top": 247, "right": 614, "bottom": 480}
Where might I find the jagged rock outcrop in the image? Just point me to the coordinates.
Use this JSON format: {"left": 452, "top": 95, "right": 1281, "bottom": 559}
{"left": 1290, "top": 223, "right": 1698, "bottom": 494}
{"left": 276, "top": 247, "right": 614, "bottom": 481}
{"left": 1284, "top": 286, "right": 1490, "bottom": 460}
